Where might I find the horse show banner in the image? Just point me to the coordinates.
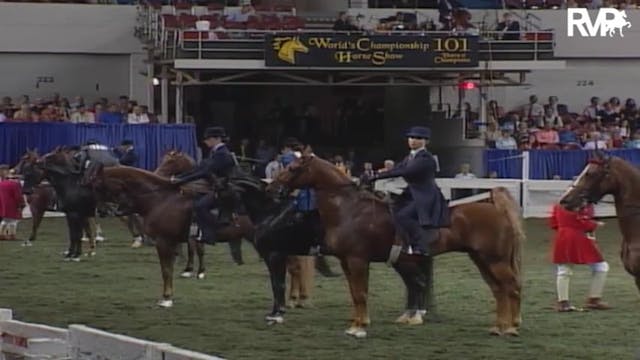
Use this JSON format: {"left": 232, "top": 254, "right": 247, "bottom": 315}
{"left": 264, "top": 34, "right": 479, "bottom": 68}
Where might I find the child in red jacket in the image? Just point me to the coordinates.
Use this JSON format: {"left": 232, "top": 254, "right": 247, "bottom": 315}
{"left": 549, "top": 202, "right": 610, "bottom": 311}
{"left": 0, "top": 165, "right": 24, "bottom": 241}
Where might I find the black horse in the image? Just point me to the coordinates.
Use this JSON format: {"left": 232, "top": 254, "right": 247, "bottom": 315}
{"left": 21, "top": 147, "right": 97, "bottom": 261}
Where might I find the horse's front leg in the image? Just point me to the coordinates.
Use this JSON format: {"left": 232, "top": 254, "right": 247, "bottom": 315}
{"left": 195, "top": 240, "right": 206, "bottom": 279}
{"left": 156, "top": 238, "right": 177, "bottom": 308}
{"left": 180, "top": 238, "right": 196, "bottom": 278}
{"left": 228, "top": 238, "right": 244, "bottom": 265}
{"left": 28, "top": 201, "right": 44, "bottom": 244}
{"left": 264, "top": 251, "right": 288, "bottom": 325}
{"left": 64, "top": 213, "right": 83, "bottom": 261}
{"left": 342, "top": 256, "right": 370, "bottom": 339}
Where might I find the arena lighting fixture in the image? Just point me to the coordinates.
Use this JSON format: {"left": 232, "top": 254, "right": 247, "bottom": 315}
{"left": 152, "top": 77, "right": 160, "bottom": 86}
{"left": 458, "top": 81, "right": 476, "bottom": 90}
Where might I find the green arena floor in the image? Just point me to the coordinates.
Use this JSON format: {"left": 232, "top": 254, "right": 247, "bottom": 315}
{"left": 0, "top": 217, "right": 637, "bottom": 360}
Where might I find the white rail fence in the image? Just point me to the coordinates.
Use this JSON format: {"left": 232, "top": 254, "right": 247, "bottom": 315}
{"left": 0, "top": 309, "right": 224, "bottom": 360}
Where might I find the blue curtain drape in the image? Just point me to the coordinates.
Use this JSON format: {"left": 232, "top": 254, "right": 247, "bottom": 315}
{"left": 484, "top": 149, "right": 523, "bottom": 179}
{"left": 0, "top": 123, "right": 197, "bottom": 170}
{"left": 486, "top": 148, "right": 640, "bottom": 180}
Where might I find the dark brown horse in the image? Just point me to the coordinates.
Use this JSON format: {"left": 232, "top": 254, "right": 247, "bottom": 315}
{"left": 84, "top": 164, "right": 263, "bottom": 307}
{"left": 560, "top": 152, "right": 640, "bottom": 292}
{"left": 12, "top": 150, "right": 58, "bottom": 245}
{"left": 154, "top": 149, "right": 245, "bottom": 278}
{"left": 269, "top": 152, "right": 524, "bottom": 338}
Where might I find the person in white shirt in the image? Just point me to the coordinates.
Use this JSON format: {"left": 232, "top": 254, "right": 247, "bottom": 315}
{"left": 583, "top": 132, "right": 608, "bottom": 150}
{"left": 127, "top": 106, "right": 150, "bottom": 124}
{"left": 265, "top": 155, "right": 283, "bottom": 179}
{"left": 495, "top": 130, "right": 518, "bottom": 150}
{"left": 454, "top": 163, "right": 477, "bottom": 179}
{"left": 70, "top": 105, "right": 95, "bottom": 123}
{"left": 0, "top": 108, "right": 6, "bottom": 122}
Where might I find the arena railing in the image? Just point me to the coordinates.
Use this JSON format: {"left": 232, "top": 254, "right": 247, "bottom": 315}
{"left": 0, "top": 308, "right": 225, "bottom": 360}
{"left": 157, "top": 29, "right": 554, "bottom": 62}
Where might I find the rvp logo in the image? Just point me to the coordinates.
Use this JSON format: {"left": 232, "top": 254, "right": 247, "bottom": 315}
{"left": 568, "top": 8, "right": 631, "bottom": 37}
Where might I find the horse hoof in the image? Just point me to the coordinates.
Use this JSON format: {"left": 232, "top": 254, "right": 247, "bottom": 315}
{"left": 84, "top": 252, "right": 96, "bottom": 257}
{"left": 265, "top": 314, "right": 284, "bottom": 325}
{"left": 70, "top": 257, "right": 81, "bottom": 263}
{"left": 406, "top": 313, "right": 424, "bottom": 325}
{"left": 394, "top": 311, "right": 411, "bottom": 324}
{"left": 81, "top": 237, "right": 89, "bottom": 242}
{"left": 488, "top": 326, "right": 503, "bottom": 336}
{"left": 131, "top": 240, "right": 143, "bottom": 248}
{"left": 504, "top": 327, "right": 519, "bottom": 337}
{"left": 21, "top": 241, "right": 33, "bottom": 247}
{"left": 196, "top": 273, "right": 205, "bottom": 280}
{"left": 96, "top": 236, "right": 106, "bottom": 242}
{"left": 345, "top": 327, "right": 367, "bottom": 339}
{"left": 180, "top": 271, "right": 193, "bottom": 278}
{"left": 157, "top": 299, "right": 174, "bottom": 308}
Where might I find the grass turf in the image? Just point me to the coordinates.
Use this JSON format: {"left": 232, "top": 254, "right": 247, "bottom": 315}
{"left": 0, "top": 217, "right": 638, "bottom": 360}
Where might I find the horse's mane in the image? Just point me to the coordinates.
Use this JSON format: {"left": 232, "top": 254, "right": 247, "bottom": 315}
{"left": 309, "top": 156, "right": 389, "bottom": 206}
{"left": 612, "top": 157, "right": 640, "bottom": 179}
{"left": 104, "top": 166, "right": 173, "bottom": 189}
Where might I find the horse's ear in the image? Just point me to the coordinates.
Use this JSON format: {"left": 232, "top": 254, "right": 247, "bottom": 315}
{"left": 302, "top": 145, "right": 313, "bottom": 157}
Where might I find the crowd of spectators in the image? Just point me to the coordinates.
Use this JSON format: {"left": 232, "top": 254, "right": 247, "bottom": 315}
{"left": 0, "top": 94, "right": 157, "bottom": 124}
{"left": 476, "top": 95, "right": 640, "bottom": 151}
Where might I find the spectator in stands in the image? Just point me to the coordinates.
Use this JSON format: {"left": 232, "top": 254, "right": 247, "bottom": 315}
{"left": 0, "top": 107, "right": 6, "bottom": 123}
{"left": 583, "top": 131, "right": 608, "bottom": 149}
{"left": 495, "top": 129, "right": 518, "bottom": 150}
{"left": 624, "top": 130, "right": 640, "bottom": 149}
{"left": 523, "top": 95, "right": 544, "bottom": 127}
{"left": 227, "top": 3, "right": 255, "bottom": 23}
{"left": 620, "top": 119, "right": 631, "bottom": 138}
{"left": 483, "top": 121, "right": 501, "bottom": 146}
{"left": 40, "top": 104, "right": 59, "bottom": 122}
{"left": 334, "top": 155, "right": 351, "bottom": 177}
{"left": 488, "top": 171, "right": 498, "bottom": 178}
{"left": 70, "top": 105, "right": 95, "bottom": 123}
{"left": 534, "top": 122, "right": 560, "bottom": 148}
{"left": 360, "top": 162, "right": 375, "bottom": 183}
{"left": 333, "top": 11, "right": 359, "bottom": 31}
{"left": 71, "top": 96, "right": 84, "bottom": 110}
{"left": 516, "top": 122, "right": 532, "bottom": 147}
{"left": 140, "top": 105, "right": 156, "bottom": 123}
{"left": 486, "top": 100, "right": 504, "bottom": 125}
{"left": 543, "top": 106, "right": 563, "bottom": 129}
{"left": 113, "top": 140, "right": 138, "bottom": 167}
{"left": 12, "top": 104, "right": 32, "bottom": 122}
{"left": 546, "top": 96, "right": 562, "bottom": 117}
{"left": 622, "top": 98, "right": 638, "bottom": 120}
{"left": 496, "top": 13, "right": 520, "bottom": 41}
{"left": 127, "top": 106, "right": 150, "bottom": 124}
{"left": 378, "top": 159, "right": 394, "bottom": 173}
{"left": 455, "top": 163, "right": 476, "bottom": 179}
{"left": 98, "top": 104, "right": 124, "bottom": 124}
{"left": 609, "top": 97, "right": 622, "bottom": 114}
{"left": 583, "top": 97, "right": 603, "bottom": 120}
{"left": 450, "top": 9, "right": 479, "bottom": 36}
{"left": 558, "top": 123, "right": 580, "bottom": 148}
{"left": 610, "top": 131, "right": 624, "bottom": 148}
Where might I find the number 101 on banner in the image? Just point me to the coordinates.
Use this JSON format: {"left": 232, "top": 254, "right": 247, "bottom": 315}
{"left": 433, "top": 38, "right": 469, "bottom": 52}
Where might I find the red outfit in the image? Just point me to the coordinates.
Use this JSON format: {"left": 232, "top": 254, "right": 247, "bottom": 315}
{"left": 0, "top": 180, "right": 24, "bottom": 219}
{"left": 549, "top": 203, "right": 603, "bottom": 264}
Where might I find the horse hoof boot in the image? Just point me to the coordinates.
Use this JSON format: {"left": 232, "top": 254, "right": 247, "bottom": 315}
{"left": 196, "top": 272, "right": 205, "bottom": 280}
{"left": 96, "top": 235, "right": 106, "bottom": 242}
{"left": 131, "top": 240, "right": 143, "bottom": 248}
{"left": 503, "top": 327, "right": 519, "bottom": 337}
{"left": 394, "top": 311, "right": 411, "bottom": 324}
{"left": 180, "top": 271, "right": 193, "bottom": 278}
{"left": 488, "top": 326, "right": 503, "bottom": 336}
{"left": 70, "top": 257, "right": 81, "bottom": 263}
{"left": 265, "top": 314, "right": 284, "bottom": 325}
{"left": 345, "top": 327, "right": 367, "bottom": 339}
{"left": 157, "top": 299, "right": 174, "bottom": 308}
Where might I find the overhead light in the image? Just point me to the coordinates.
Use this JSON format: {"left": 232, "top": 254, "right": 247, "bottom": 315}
{"left": 152, "top": 77, "right": 160, "bottom": 86}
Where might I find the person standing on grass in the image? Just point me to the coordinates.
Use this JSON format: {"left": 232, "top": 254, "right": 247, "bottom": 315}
{"left": 549, "top": 202, "right": 611, "bottom": 312}
{"left": 0, "top": 165, "right": 25, "bottom": 241}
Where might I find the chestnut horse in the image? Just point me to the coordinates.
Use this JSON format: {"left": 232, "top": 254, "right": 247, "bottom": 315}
{"left": 560, "top": 152, "right": 640, "bottom": 291}
{"left": 269, "top": 153, "right": 524, "bottom": 338}
{"left": 84, "top": 164, "right": 268, "bottom": 307}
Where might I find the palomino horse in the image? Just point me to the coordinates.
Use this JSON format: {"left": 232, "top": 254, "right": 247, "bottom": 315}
{"left": 269, "top": 152, "right": 524, "bottom": 338}
{"left": 20, "top": 148, "right": 98, "bottom": 260}
{"left": 154, "top": 149, "right": 245, "bottom": 277}
{"left": 84, "top": 164, "right": 268, "bottom": 307}
{"left": 560, "top": 152, "right": 640, "bottom": 291}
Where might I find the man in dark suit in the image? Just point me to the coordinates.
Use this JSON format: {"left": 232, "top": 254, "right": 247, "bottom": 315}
{"left": 496, "top": 13, "right": 520, "bottom": 41}
{"left": 113, "top": 140, "right": 138, "bottom": 167}
{"left": 366, "top": 126, "right": 450, "bottom": 256}
{"left": 170, "top": 126, "right": 236, "bottom": 245}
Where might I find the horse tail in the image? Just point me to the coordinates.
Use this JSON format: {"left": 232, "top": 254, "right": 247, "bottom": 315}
{"left": 490, "top": 187, "right": 525, "bottom": 279}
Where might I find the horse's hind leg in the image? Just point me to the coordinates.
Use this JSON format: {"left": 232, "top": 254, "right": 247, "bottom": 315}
{"left": 286, "top": 256, "right": 302, "bottom": 308}
{"left": 64, "top": 213, "right": 83, "bottom": 261}
{"left": 28, "top": 203, "right": 44, "bottom": 243}
{"left": 488, "top": 261, "right": 520, "bottom": 336}
{"left": 228, "top": 238, "right": 244, "bottom": 265}
{"left": 469, "top": 255, "right": 511, "bottom": 335}
{"left": 264, "top": 251, "right": 288, "bottom": 324}
{"left": 180, "top": 238, "right": 196, "bottom": 278}
{"left": 195, "top": 240, "right": 206, "bottom": 279}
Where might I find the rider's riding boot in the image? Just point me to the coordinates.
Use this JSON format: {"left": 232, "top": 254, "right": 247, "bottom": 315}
{"left": 196, "top": 208, "right": 217, "bottom": 245}
{"left": 315, "top": 255, "right": 340, "bottom": 277}
{"left": 412, "top": 228, "right": 438, "bottom": 256}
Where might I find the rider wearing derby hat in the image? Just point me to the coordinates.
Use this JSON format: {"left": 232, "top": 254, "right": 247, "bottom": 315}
{"left": 170, "top": 126, "right": 236, "bottom": 245}
{"left": 366, "top": 126, "right": 450, "bottom": 256}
